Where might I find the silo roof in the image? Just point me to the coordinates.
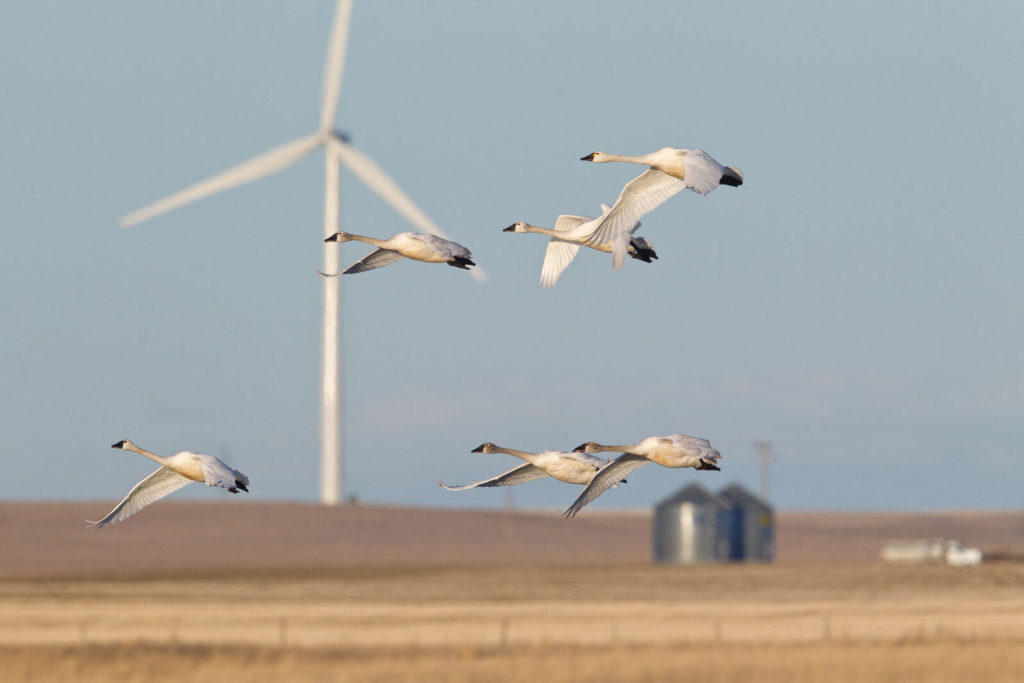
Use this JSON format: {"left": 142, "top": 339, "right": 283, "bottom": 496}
{"left": 655, "top": 482, "right": 725, "bottom": 509}
{"left": 717, "top": 483, "right": 773, "bottom": 511}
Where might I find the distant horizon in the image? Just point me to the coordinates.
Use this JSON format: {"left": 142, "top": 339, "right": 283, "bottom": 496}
{"left": 5, "top": 497, "right": 1021, "bottom": 515}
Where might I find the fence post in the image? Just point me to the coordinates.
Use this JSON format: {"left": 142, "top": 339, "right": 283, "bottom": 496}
{"left": 499, "top": 617, "right": 509, "bottom": 647}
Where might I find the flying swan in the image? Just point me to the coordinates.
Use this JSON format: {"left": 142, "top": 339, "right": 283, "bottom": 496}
{"left": 319, "top": 231, "right": 475, "bottom": 275}
{"left": 563, "top": 434, "right": 721, "bottom": 518}
{"left": 503, "top": 203, "right": 657, "bottom": 287}
{"left": 87, "top": 439, "right": 250, "bottom": 528}
{"left": 579, "top": 147, "right": 743, "bottom": 193}
{"left": 575, "top": 148, "right": 743, "bottom": 268}
{"left": 439, "top": 442, "right": 626, "bottom": 490}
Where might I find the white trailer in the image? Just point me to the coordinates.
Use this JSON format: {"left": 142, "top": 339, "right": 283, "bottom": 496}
{"left": 880, "top": 538, "right": 982, "bottom": 566}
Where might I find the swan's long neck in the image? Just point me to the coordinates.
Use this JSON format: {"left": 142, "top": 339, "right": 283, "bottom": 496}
{"left": 592, "top": 443, "right": 638, "bottom": 454}
{"left": 519, "top": 224, "right": 561, "bottom": 238}
{"left": 123, "top": 443, "right": 171, "bottom": 467}
{"left": 491, "top": 446, "right": 536, "bottom": 462}
{"left": 598, "top": 153, "right": 652, "bottom": 165}
{"left": 345, "top": 233, "right": 390, "bottom": 248}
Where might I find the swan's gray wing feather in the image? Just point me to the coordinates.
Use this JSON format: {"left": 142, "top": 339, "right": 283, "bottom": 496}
{"left": 682, "top": 149, "right": 727, "bottom": 195}
{"left": 87, "top": 467, "right": 193, "bottom": 528}
{"left": 200, "top": 456, "right": 249, "bottom": 491}
{"left": 563, "top": 454, "right": 649, "bottom": 518}
{"left": 439, "top": 463, "right": 549, "bottom": 490}
{"left": 411, "top": 233, "right": 472, "bottom": 260}
{"left": 342, "top": 248, "right": 406, "bottom": 274}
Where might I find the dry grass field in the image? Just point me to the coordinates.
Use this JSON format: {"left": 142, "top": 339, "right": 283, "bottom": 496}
{"left": 2, "top": 502, "right": 1024, "bottom": 681}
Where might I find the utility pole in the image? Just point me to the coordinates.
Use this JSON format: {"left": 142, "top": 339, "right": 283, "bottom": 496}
{"left": 753, "top": 441, "right": 778, "bottom": 502}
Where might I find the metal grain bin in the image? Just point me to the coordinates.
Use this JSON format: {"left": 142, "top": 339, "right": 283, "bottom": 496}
{"left": 717, "top": 483, "right": 774, "bottom": 562}
{"left": 652, "top": 483, "right": 733, "bottom": 564}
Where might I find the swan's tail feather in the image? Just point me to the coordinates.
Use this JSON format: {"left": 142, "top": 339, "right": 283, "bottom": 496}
{"left": 447, "top": 256, "right": 476, "bottom": 270}
{"left": 720, "top": 166, "right": 744, "bottom": 187}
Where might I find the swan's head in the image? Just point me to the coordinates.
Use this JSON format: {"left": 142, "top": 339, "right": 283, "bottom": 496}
{"left": 580, "top": 151, "right": 608, "bottom": 163}
{"left": 503, "top": 222, "right": 528, "bottom": 233}
{"left": 324, "top": 231, "right": 352, "bottom": 243}
{"left": 111, "top": 439, "right": 136, "bottom": 451}
{"left": 471, "top": 442, "right": 498, "bottom": 453}
{"left": 573, "top": 442, "right": 601, "bottom": 453}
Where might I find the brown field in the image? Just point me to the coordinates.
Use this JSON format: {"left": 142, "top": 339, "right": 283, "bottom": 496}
{"left": 2, "top": 502, "right": 1024, "bottom": 681}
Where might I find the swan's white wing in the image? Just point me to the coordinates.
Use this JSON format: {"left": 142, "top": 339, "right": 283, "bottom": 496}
{"left": 667, "top": 433, "right": 714, "bottom": 449}
{"left": 200, "top": 456, "right": 249, "bottom": 491}
{"left": 119, "top": 134, "right": 322, "bottom": 227}
{"left": 554, "top": 214, "right": 589, "bottom": 232}
{"left": 563, "top": 454, "right": 649, "bottom": 518}
{"left": 540, "top": 240, "right": 582, "bottom": 287}
{"left": 342, "top": 248, "right": 406, "bottom": 274}
{"left": 582, "top": 169, "right": 686, "bottom": 270}
{"left": 411, "top": 233, "right": 472, "bottom": 260}
{"left": 682, "top": 149, "right": 727, "bottom": 195}
{"left": 87, "top": 467, "right": 193, "bottom": 528}
{"left": 326, "top": 136, "right": 487, "bottom": 282}
{"left": 439, "top": 463, "right": 549, "bottom": 491}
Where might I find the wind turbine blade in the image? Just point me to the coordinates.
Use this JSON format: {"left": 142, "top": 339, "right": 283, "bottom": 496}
{"left": 327, "top": 136, "right": 488, "bottom": 281}
{"left": 120, "top": 134, "right": 322, "bottom": 227}
{"left": 319, "top": 0, "right": 353, "bottom": 131}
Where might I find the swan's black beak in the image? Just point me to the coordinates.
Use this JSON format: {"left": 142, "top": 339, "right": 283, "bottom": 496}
{"left": 572, "top": 443, "right": 588, "bottom": 452}
{"left": 502, "top": 224, "right": 516, "bottom": 232}
{"left": 470, "top": 444, "right": 486, "bottom": 453}
{"left": 580, "top": 153, "right": 596, "bottom": 161}
{"left": 324, "top": 233, "right": 340, "bottom": 242}
{"left": 111, "top": 440, "right": 126, "bottom": 449}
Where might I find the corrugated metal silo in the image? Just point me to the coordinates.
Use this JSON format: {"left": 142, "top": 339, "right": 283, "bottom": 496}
{"left": 717, "top": 483, "right": 774, "bottom": 562}
{"left": 652, "top": 483, "right": 732, "bottom": 564}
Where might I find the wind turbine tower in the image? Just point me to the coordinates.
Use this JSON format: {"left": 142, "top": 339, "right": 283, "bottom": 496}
{"left": 119, "top": 1, "right": 484, "bottom": 505}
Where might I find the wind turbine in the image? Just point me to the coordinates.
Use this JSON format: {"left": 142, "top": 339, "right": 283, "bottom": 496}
{"left": 119, "top": 0, "right": 485, "bottom": 506}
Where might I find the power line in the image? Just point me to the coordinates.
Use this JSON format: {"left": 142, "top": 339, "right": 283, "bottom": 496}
{"left": 752, "top": 441, "right": 779, "bottom": 502}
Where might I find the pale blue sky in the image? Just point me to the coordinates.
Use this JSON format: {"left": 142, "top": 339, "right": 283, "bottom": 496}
{"left": 2, "top": 1, "right": 1022, "bottom": 511}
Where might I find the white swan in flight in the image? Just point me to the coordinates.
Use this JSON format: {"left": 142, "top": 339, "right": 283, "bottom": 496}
{"left": 504, "top": 203, "right": 657, "bottom": 287}
{"left": 563, "top": 434, "right": 721, "bottom": 518}
{"left": 580, "top": 147, "right": 743, "bottom": 193}
{"left": 576, "top": 148, "right": 742, "bottom": 268}
{"left": 505, "top": 202, "right": 659, "bottom": 288}
{"left": 448, "top": 442, "right": 625, "bottom": 488}
{"left": 319, "top": 231, "right": 476, "bottom": 275}
{"left": 87, "top": 440, "right": 250, "bottom": 528}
